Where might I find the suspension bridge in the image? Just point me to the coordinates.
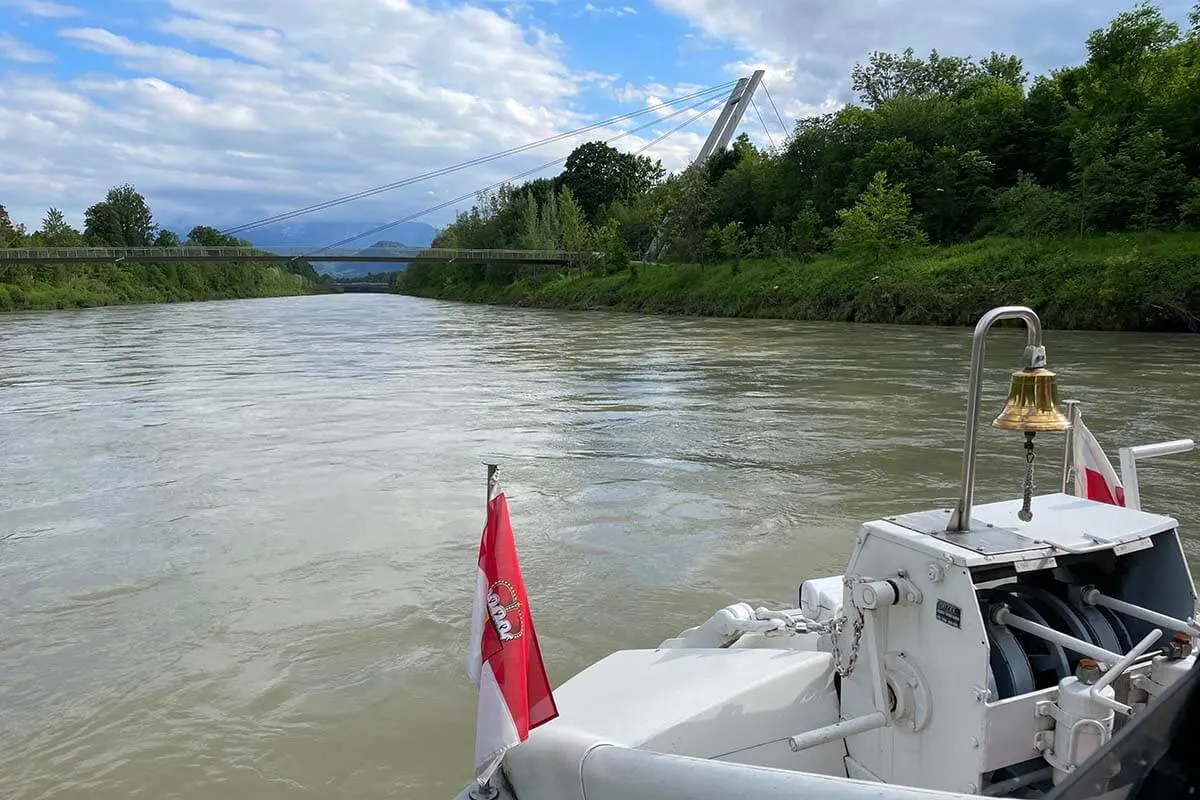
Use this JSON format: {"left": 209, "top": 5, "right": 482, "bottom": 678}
{"left": 1, "top": 71, "right": 787, "bottom": 269}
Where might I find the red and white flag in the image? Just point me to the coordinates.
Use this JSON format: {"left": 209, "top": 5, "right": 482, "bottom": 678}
{"left": 1073, "top": 416, "right": 1126, "bottom": 507}
{"left": 467, "top": 476, "right": 558, "bottom": 785}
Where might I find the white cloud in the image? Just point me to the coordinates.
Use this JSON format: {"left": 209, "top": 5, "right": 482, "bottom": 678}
{"left": 0, "top": 0, "right": 709, "bottom": 235}
{"left": 0, "top": 0, "right": 82, "bottom": 18}
{"left": 0, "top": 33, "right": 55, "bottom": 62}
{"left": 582, "top": 2, "right": 638, "bottom": 16}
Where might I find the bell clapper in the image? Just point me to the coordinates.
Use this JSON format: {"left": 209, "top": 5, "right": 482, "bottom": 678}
{"left": 1019, "top": 431, "right": 1036, "bottom": 522}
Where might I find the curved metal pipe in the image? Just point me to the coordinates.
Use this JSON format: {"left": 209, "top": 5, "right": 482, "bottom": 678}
{"left": 947, "top": 306, "right": 1044, "bottom": 532}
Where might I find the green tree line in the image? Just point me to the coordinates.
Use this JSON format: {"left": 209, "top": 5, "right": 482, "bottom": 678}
{"left": 399, "top": 1, "right": 1200, "bottom": 330}
{"left": 0, "top": 185, "right": 333, "bottom": 311}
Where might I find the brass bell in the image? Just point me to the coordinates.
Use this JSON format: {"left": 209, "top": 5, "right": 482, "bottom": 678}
{"left": 992, "top": 367, "right": 1073, "bottom": 432}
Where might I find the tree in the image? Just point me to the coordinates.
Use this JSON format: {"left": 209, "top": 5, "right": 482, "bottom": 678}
{"left": 538, "top": 188, "right": 561, "bottom": 248}
{"left": 851, "top": 48, "right": 935, "bottom": 106}
{"left": 789, "top": 202, "right": 825, "bottom": 255}
{"left": 993, "top": 172, "right": 1074, "bottom": 237}
{"left": 111, "top": 184, "right": 157, "bottom": 246}
{"left": 830, "top": 171, "right": 928, "bottom": 262}
{"left": 1080, "top": 2, "right": 1182, "bottom": 125}
{"left": 37, "top": 208, "right": 85, "bottom": 246}
{"left": 978, "top": 52, "right": 1028, "bottom": 87}
{"left": 84, "top": 185, "right": 157, "bottom": 247}
{"left": 154, "top": 229, "right": 181, "bottom": 247}
{"left": 1110, "top": 126, "right": 1190, "bottom": 229}
{"left": 561, "top": 141, "right": 663, "bottom": 223}
{"left": 557, "top": 186, "right": 589, "bottom": 252}
{"left": 918, "top": 146, "right": 996, "bottom": 242}
{"left": 41, "top": 208, "right": 68, "bottom": 240}
{"left": 845, "top": 137, "right": 922, "bottom": 206}
{"left": 949, "top": 78, "right": 1025, "bottom": 181}
{"left": 592, "top": 219, "right": 630, "bottom": 273}
{"left": 1180, "top": 179, "right": 1200, "bottom": 228}
{"left": 1020, "top": 74, "right": 1076, "bottom": 187}
{"left": 84, "top": 201, "right": 126, "bottom": 246}
{"left": 517, "top": 190, "right": 543, "bottom": 250}
{"left": 1086, "top": 1, "right": 1180, "bottom": 74}
{"left": 850, "top": 47, "right": 992, "bottom": 107}
{"left": 0, "top": 204, "right": 18, "bottom": 248}
{"left": 185, "top": 225, "right": 240, "bottom": 247}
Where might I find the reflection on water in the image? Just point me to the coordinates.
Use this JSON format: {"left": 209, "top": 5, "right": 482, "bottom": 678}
{"left": 0, "top": 294, "right": 1197, "bottom": 798}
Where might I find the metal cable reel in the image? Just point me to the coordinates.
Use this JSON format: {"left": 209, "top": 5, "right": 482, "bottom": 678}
{"left": 980, "top": 588, "right": 1071, "bottom": 694}
{"left": 978, "top": 582, "right": 1128, "bottom": 700}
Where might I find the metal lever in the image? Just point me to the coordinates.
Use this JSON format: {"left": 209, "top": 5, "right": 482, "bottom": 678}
{"left": 1080, "top": 587, "right": 1200, "bottom": 637}
{"left": 992, "top": 606, "right": 1123, "bottom": 664}
{"left": 1088, "top": 629, "right": 1164, "bottom": 715}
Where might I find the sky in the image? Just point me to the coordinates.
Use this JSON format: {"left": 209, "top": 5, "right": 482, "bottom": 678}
{"left": 0, "top": 0, "right": 1194, "bottom": 240}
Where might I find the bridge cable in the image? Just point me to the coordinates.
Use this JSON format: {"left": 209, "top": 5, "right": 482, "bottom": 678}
{"left": 297, "top": 92, "right": 730, "bottom": 258}
{"left": 220, "top": 80, "right": 740, "bottom": 237}
{"left": 750, "top": 97, "right": 777, "bottom": 151}
{"left": 760, "top": 80, "right": 790, "bottom": 138}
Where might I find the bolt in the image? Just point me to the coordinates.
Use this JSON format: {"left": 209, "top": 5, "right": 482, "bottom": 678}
{"left": 1166, "top": 633, "right": 1193, "bottom": 660}
{"left": 1076, "top": 658, "right": 1102, "bottom": 685}
{"left": 969, "top": 737, "right": 979, "bottom": 748}
{"left": 906, "top": 592, "right": 917, "bottom": 604}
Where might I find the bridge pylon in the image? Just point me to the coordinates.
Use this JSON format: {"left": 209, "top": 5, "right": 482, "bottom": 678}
{"left": 643, "top": 69, "right": 764, "bottom": 263}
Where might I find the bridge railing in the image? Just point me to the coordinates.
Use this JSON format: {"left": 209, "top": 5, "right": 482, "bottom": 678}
{"left": 0, "top": 246, "right": 601, "bottom": 263}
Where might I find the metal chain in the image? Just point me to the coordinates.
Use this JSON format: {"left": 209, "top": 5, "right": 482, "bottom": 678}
{"left": 1019, "top": 431, "right": 1036, "bottom": 522}
{"left": 830, "top": 576, "right": 866, "bottom": 678}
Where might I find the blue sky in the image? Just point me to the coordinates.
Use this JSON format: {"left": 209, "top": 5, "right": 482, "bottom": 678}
{"left": 0, "top": 0, "right": 1195, "bottom": 239}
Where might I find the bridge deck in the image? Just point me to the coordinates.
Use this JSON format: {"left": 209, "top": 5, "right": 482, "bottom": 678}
{"left": 0, "top": 246, "right": 596, "bottom": 265}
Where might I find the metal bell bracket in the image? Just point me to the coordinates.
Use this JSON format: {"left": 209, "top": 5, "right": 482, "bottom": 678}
{"left": 947, "top": 306, "right": 1072, "bottom": 533}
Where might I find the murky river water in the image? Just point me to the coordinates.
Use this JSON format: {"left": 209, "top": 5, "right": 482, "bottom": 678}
{"left": 1, "top": 294, "right": 1197, "bottom": 799}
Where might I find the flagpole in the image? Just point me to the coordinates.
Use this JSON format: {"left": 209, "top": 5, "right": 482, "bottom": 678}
{"left": 472, "top": 461, "right": 502, "bottom": 800}
{"left": 1061, "top": 400, "right": 1080, "bottom": 493}
{"left": 470, "top": 775, "right": 499, "bottom": 799}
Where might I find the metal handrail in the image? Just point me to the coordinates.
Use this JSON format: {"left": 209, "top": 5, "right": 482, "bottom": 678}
{"left": 0, "top": 246, "right": 600, "bottom": 263}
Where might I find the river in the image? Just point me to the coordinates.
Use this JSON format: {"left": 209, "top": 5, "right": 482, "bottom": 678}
{"left": 1, "top": 294, "right": 1197, "bottom": 799}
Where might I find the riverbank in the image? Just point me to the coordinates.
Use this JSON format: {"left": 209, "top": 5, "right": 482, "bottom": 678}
{"left": 395, "top": 233, "right": 1200, "bottom": 332}
{"left": 0, "top": 262, "right": 334, "bottom": 312}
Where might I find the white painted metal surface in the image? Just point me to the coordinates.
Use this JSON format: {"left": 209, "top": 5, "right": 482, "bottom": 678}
{"left": 499, "top": 648, "right": 844, "bottom": 800}
{"left": 802, "top": 575, "right": 845, "bottom": 624}
{"left": 579, "top": 745, "right": 984, "bottom": 800}
{"left": 1042, "top": 672, "right": 1115, "bottom": 785}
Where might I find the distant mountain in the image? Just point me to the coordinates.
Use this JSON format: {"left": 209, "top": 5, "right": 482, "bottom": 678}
{"left": 320, "top": 239, "right": 414, "bottom": 279}
{"left": 234, "top": 220, "right": 437, "bottom": 250}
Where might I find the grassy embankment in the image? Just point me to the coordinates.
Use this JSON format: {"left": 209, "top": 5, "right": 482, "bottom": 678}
{"left": 395, "top": 233, "right": 1200, "bottom": 332}
{"left": 0, "top": 262, "right": 332, "bottom": 312}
